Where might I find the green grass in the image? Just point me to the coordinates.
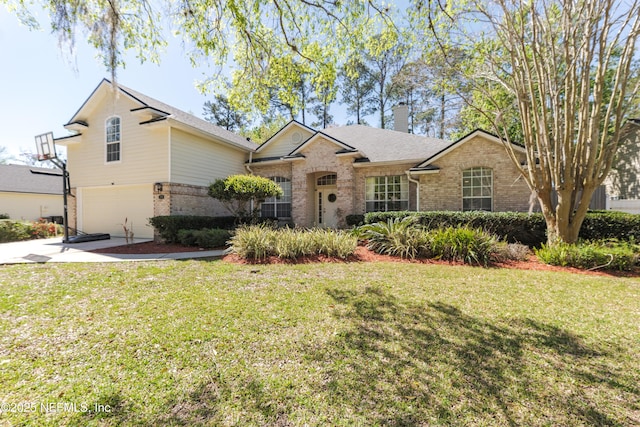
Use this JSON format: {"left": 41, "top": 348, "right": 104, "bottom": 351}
{"left": 1, "top": 261, "right": 639, "bottom": 426}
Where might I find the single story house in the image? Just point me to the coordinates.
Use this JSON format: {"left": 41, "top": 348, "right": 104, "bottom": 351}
{"left": 0, "top": 164, "right": 64, "bottom": 221}
{"left": 58, "top": 80, "right": 537, "bottom": 237}
{"left": 248, "top": 119, "right": 532, "bottom": 227}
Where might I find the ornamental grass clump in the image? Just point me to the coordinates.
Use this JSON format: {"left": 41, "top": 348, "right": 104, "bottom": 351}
{"left": 230, "top": 225, "right": 357, "bottom": 260}
{"left": 359, "top": 217, "right": 430, "bottom": 259}
{"left": 429, "top": 226, "right": 497, "bottom": 266}
{"left": 535, "top": 240, "right": 640, "bottom": 271}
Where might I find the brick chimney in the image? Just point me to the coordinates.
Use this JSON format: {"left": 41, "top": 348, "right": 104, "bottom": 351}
{"left": 392, "top": 103, "right": 409, "bottom": 133}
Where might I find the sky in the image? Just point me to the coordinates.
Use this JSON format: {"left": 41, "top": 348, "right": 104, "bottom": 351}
{"left": 0, "top": 8, "right": 231, "bottom": 159}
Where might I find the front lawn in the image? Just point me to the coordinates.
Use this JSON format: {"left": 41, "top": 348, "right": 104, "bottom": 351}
{"left": 1, "top": 261, "right": 639, "bottom": 426}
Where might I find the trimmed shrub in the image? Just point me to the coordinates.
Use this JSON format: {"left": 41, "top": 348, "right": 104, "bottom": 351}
{"left": 364, "top": 211, "right": 546, "bottom": 246}
{"left": 229, "top": 225, "right": 357, "bottom": 260}
{"left": 535, "top": 240, "right": 640, "bottom": 271}
{"left": 579, "top": 211, "right": 640, "bottom": 241}
{"left": 177, "top": 228, "right": 231, "bottom": 248}
{"left": 0, "top": 219, "right": 62, "bottom": 243}
{"left": 364, "top": 210, "right": 640, "bottom": 246}
{"left": 30, "top": 219, "right": 63, "bottom": 239}
{"left": 0, "top": 220, "right": 32, "bottom": 243}
{"left": 345, "top": 214, "right": 365, "bottom": 227}
{"left": 0, "top": 213, "right": 9, "bottom": 219}
{"left": 149, "top": 215, "right": 276, "bottom": 243}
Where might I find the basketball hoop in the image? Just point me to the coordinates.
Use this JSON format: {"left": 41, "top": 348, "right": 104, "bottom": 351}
{"left": 34, "top": 131, "right": 69, "bottom": 242}
{"left": 35, "top": 132, "right": 57, "bottom": 161}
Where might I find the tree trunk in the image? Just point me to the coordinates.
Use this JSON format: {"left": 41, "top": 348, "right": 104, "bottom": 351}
{"left": 538, "top": 186, "right": 597, "bottom": 245}
{"left": 439, "top": 93, "right": 445, "bottom": 139}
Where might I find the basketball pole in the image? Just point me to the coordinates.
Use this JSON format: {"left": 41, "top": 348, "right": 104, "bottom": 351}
{"left": 34, "top": 132, "right": 70, "bottom": 243}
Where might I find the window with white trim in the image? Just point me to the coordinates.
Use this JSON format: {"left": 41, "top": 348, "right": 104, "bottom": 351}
{"left": 365, "top": 175, "right": 409, "bottom": 212}
{"left": 261, "top": 177, "right": 292, "bottom": 218}
{"left": 106, "top": 116, "right": 121, "bottom": 162}
{"left": 462, "top": 167, "right": 493, "bottom": 211}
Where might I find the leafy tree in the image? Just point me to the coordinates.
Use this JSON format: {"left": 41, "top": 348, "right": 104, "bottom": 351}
{"left": 310, "top": 83, "right": 336, "bottom": 129}
{"left": 203, "top": 94, "right": 248, "bottom": 131}
{"left": 388, "top": 60, "right": 433, "bottom": 134}
{"left": 240, "top": 115, "right": 290, "bottom": 144}
{"left": 208, "top": 174, "right": 283, "bottom": 218}
{"left": 455, "top": 84, "right": 523, "bottom": 143}
{"left": 339, "top": 57, "right": 377, "bottom": 125}
{"left": 364, "top": 31, "right": 410, "bottom": 129}
{"left": 5, "top": 0, "right": 394, "bottom": 113}
{"left": 423, "top": 0, "right": 640, "bottom": 244}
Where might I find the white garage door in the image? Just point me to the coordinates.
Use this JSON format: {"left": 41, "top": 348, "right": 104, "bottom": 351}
{"left": 80, "top": 185, "right": 154, "bottom": 238}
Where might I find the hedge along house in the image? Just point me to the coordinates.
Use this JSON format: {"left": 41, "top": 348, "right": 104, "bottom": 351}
{"left": 56, "top": 79, "right": 256, "bottom": 238}
{"left": 248, "top": 107, "right": 534, "bottom": 228}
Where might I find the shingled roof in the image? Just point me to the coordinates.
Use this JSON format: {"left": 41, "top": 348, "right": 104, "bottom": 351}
{"left": 0, "top": 164, "right": 62, "bottom": 195}
{"left": 320, "top": 125, "right": 452, "bottom": 163}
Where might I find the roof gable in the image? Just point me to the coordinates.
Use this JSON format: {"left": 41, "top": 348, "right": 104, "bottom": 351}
{"left": 414, "top": 129, "right": 526, "bottom": 169}
{"left": 64, "top": 79, "right": 256, "bottom": 152}
{"left": 254, "top": 120, "right": 316, "bottom": 159}
{"left": 289, "top": 131, "right": 358, "bottom": 156}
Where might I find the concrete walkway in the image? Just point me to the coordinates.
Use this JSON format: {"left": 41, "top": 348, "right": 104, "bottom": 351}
{"left": 0, "top": 237, "right": 225, "bottom": 265}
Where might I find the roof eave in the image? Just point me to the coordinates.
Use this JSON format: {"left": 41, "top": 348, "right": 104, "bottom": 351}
{"left": 352, "top": 158, "right": 428, "bottom": 168}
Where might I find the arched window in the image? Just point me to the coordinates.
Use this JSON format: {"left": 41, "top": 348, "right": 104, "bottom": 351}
{"left": 316, "top": 174, "right": 337, "bottom": 186}
{"left": 261, "top": 177, "right": 292, "bottom": 218}
{"left": 106, "top": 116, "right": 121, "bottom": 162}
{"left": 462, "top": 167, "right": 493, "bottom": 211}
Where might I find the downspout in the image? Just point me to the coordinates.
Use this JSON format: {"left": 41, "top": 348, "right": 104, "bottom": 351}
{"left": 246, "top": 151, "right": 254, "bottom": 213}
{"left": 406, "top": 170, "right": 420, "bottom": 211}
{"left": 245, "top": 151, "right": 254, "bottom": 174}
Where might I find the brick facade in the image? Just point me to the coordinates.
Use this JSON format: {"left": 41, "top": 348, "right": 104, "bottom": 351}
{"left": 68, "top": 188, "right": 77, "bottom": 232}
{"left": 250, "top": 134, "right": 535, "bottom": 228}
{"left": 418, "top": 135, "right": 533, "bottom": 212}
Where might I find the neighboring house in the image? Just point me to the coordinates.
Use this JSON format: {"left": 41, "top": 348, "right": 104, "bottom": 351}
{"left": 0, "top": 164, "right": 63, "bottom": 221}
{"left": 57, "top": 79, "right": 256, "bottom": 238}
{"left": 605, "top": 118, "right": 640, "bottom": 213}
{"left": 248, "top": 116, "right": 533, "bottom": 228}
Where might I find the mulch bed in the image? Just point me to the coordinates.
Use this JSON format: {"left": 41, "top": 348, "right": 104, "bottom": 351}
{"left": 90, "top": 241, "right": 219, "bottom": 254}
{"left": 92, "top": 241, "right": 639, "bottom": 277}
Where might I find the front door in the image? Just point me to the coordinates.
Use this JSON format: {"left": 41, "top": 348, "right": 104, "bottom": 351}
{"left": 316, "top": 188, "right": 339, "bottom": 228}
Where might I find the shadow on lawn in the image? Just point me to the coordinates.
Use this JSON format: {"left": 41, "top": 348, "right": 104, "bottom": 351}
{"left": 76, "top": 286, "right": 638, "bottom": 426}
{"left": 310, "top": 287, "right": 639, "bottom": 426}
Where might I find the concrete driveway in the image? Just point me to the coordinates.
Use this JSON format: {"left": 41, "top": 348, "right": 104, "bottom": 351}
{"left": 0, "top": 237, "right": 224, "bottom": 264}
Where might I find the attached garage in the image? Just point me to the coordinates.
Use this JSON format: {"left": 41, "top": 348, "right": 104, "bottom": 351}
{"left": 79, "top": 185, "right": 154, "bottom": 238}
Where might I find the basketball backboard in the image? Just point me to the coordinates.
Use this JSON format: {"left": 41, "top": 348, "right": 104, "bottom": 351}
{"left": 34, "top": 132, "right": 57, "bottom": 161}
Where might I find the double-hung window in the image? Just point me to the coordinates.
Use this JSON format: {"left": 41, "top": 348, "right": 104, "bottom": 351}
{"left": 106, "top": 117, "right": 121, "bottom": 162}
{"left": 261, "top": 177, "right": 292, "bottom": 218}
{"left": 365, "top": 175, "right": 409, "bottom": 212}
{"left": 462, "top": 167, "right": 493, "bottom": 211}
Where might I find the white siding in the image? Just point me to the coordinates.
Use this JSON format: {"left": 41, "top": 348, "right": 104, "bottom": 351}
{"left": 170, "top": 128, "right": 247, "bottom": 186}
{"left": 66, "top": 92, "right": 170, "bottom": 188}
{"left": 255, "top": 126, "right": 315, "bottom": 159}
{"left": 0, "top": 193, "right": 63, "bottom": 221}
